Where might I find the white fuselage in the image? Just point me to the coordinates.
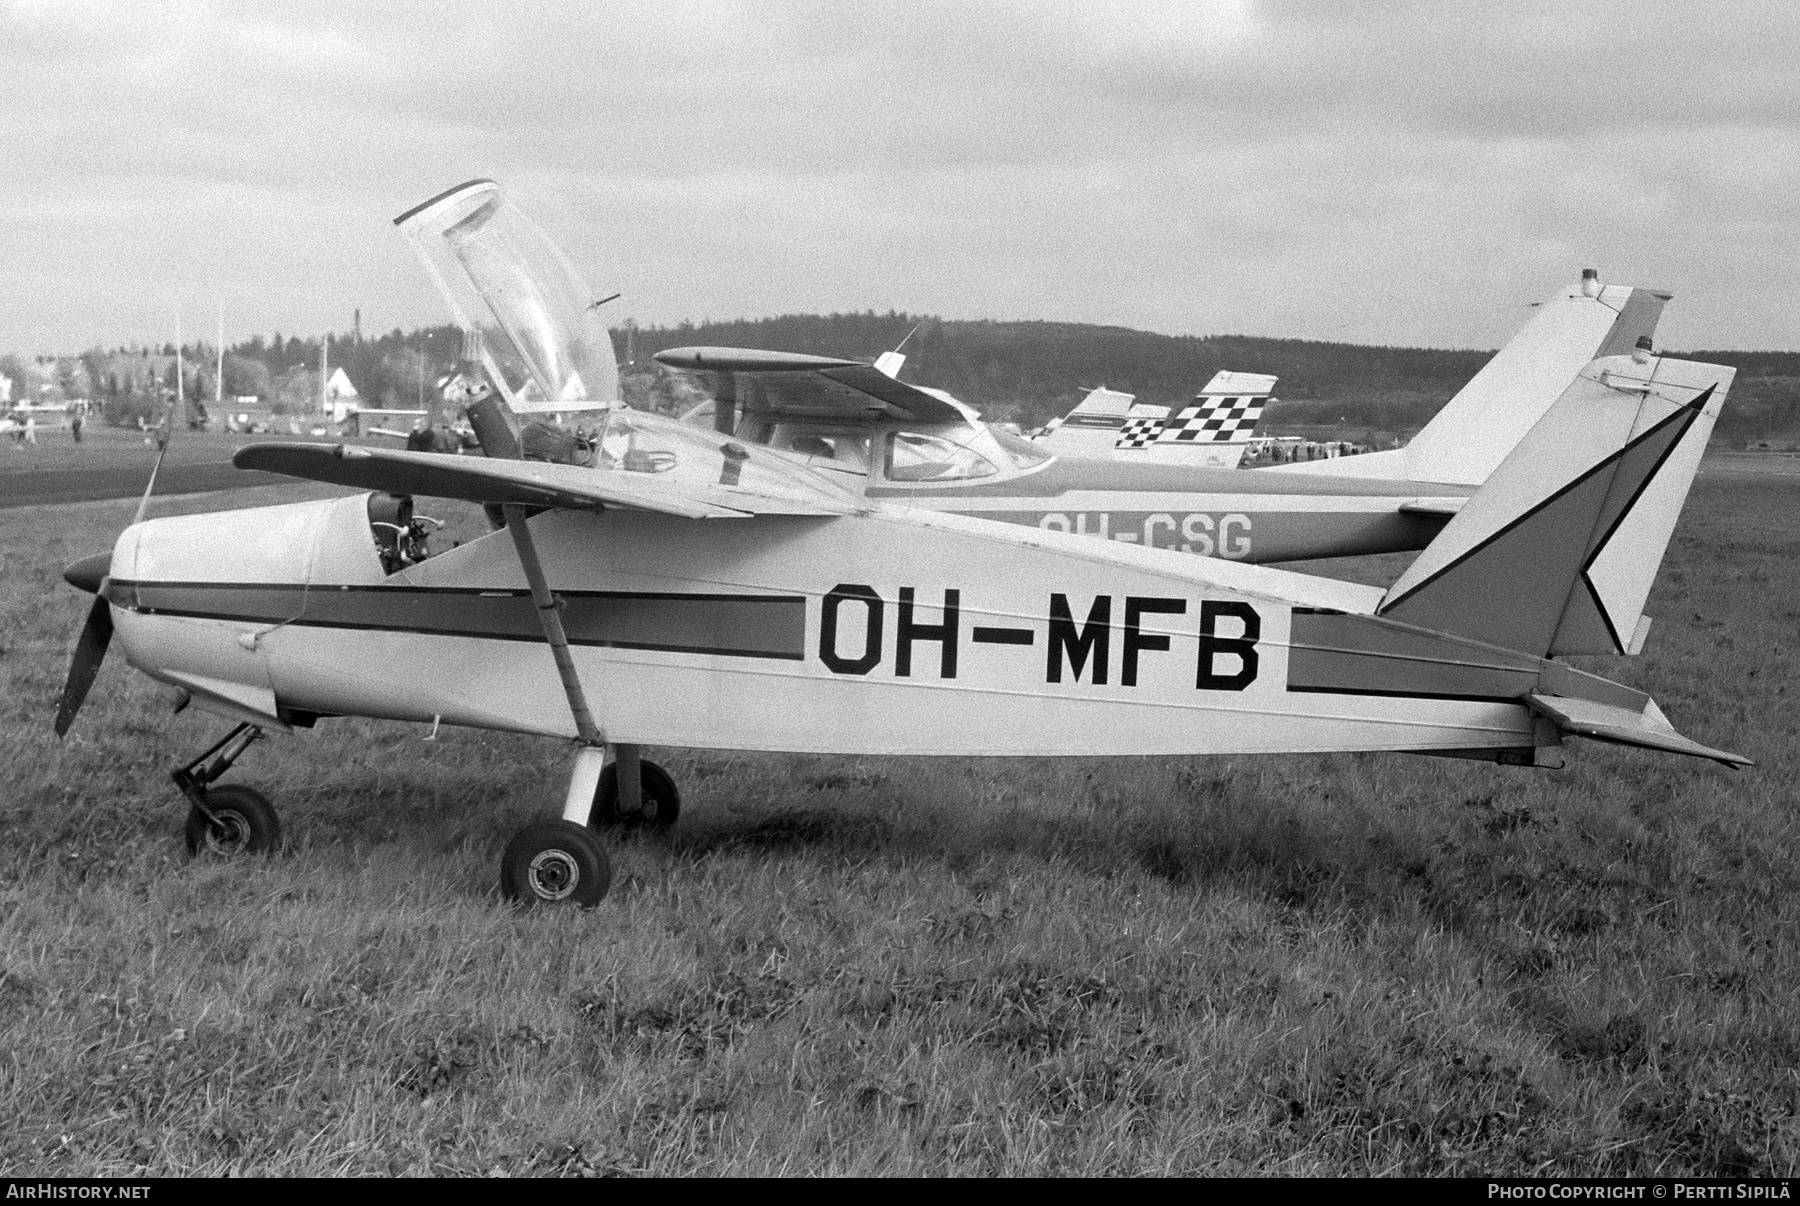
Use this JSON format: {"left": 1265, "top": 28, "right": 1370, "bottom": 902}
{"left": 107, "top": 493, "right": 1537, "bottom": 759}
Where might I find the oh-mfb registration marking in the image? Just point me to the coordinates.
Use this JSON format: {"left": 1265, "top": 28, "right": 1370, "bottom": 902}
{"left": 817, "top": 585, "right": 1261, "bottom": 690}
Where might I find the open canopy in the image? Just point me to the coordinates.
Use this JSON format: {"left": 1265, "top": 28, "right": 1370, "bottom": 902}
{"left": 395, "top": 180, "right": 620, "bottom": 414}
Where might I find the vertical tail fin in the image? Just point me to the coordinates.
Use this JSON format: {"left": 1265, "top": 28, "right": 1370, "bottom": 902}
{"left": 1037, "top": 387, "right": 1140, "bottom": 457}
{"left": 1040, "top": 374, "right": 1276, "bottom": 469}
{"left": 1150, "top": 371, "right": 1273, "bottom": 455}
{"left": 1377, "top": 354, "right": 1731, "bottom": 657}
{"left": 1266, "top": 277, "right": 1671, "bottom": 486}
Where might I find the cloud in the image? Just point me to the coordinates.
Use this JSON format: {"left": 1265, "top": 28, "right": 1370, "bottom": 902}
{"left": 1, "top": 0, "right": 1796, "bottom": 351}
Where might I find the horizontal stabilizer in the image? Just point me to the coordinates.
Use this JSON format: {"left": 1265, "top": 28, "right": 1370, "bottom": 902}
{"left": 1066, "top": 387, "right": 1138, "bottom": 419}
{"left": 1527, "top": 693, "right": 1750, "bottom": 768}
{"left": 1397, "top": 497, "right": 1465, "bottom": 518}
{"left": 1198, "top": 371, "right": 1277, "bottom": 396}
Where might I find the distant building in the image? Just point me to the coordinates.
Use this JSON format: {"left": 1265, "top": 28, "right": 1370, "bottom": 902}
{"left": 222, "top": 398, "right": 284, "bottom": 433}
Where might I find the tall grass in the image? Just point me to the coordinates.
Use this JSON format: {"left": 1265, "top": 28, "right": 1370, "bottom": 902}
{"left": 1, "top": 469, "right": 1796, "bottom": 1175}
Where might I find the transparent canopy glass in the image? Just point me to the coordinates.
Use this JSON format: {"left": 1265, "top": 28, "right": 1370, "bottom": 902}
{"left": 395, "top": 180, "right": 619, "bottom": 413}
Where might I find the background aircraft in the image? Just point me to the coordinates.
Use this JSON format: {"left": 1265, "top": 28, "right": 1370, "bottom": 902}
{"left": 1036, "top": 372, "right": 1277, "bottom": 469}
{"left": 654, "top": 271, "right": 1670, "bottom": 564}
{"left": 53, "top": 180, "right": 1745, "bottom": 911}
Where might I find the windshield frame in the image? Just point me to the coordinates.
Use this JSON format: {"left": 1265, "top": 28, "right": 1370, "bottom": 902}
{"left": 869, "top": 419, "right": 1052, "bottom": 487}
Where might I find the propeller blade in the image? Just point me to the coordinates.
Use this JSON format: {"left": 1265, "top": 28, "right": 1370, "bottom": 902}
{"left": 132, "top": 439, "right": 169, "bottom": 526}
{"left": 54, "top": 593, "right": 114, "bottom": 738}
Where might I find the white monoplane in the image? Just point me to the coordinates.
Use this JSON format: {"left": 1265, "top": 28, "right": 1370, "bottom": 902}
{"left": 654, "top": 268, "right": 1672, "bottom": 564}
{"left": 54, "top": 181, "right": 1746, "bottom": 908}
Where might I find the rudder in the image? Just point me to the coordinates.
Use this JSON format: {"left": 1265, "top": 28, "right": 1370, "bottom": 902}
{"left": 1376, "top": 353, "right": 1731, "bottom": 657}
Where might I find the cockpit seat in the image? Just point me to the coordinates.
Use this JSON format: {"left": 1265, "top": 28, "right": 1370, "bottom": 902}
{"left": 789, "top": 435, "right": 836, "bottom": 458}
{"left": 519, "top": 420, "right": 589, "bottom": 466}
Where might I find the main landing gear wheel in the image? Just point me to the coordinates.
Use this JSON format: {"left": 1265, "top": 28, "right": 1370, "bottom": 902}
{"left": 501, "top": 820, "right": 612, "bottom": 907}
{"left": 590, "top": 760, "right": 681, "bottom": 832}
{"left": 183, "top": 785, "right": 281, "bottom": 857}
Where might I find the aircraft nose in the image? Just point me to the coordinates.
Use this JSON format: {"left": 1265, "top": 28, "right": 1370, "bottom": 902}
{"left": 63, "top": 551, "right": 111, "bottom": 594}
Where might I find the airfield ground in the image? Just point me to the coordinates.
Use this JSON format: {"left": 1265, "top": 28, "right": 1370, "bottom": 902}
{"left": 0, "top": 425, "right": 362, "bottom": 509}
{"left": 0, "top": 454, "right": 1797, "bottom": 1175}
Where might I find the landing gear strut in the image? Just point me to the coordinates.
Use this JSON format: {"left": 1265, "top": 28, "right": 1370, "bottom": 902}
{"left": 173, "top": 723, "right": 279, "bottom": 855}
{"left": 496, "top": 503, "right": 676, "bottom": 909}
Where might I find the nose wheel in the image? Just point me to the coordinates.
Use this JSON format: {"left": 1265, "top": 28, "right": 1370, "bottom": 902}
{"left": 184, "top": 784, "right": 281, "bottom": 856}
{"left": 173, "top": 723, "right": 281, "bottom": 857}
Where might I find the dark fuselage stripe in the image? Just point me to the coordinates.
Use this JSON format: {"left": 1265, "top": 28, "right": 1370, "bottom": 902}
{"left": 1285, "top": 684, "right": 1517, "bottom": 705}
{"left": 111, "top": 581, "right": 807, "bottom": 661}
{"left": 1282, "top": 609, "right": 1539, "bottom": 704}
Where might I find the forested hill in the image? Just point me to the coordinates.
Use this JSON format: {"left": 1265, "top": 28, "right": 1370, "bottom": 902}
{"left": 623, "top": 313, "right": 1800, "bottom": 442}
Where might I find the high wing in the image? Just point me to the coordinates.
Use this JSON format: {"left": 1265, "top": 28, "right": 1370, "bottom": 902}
{"left": 655, "top": 346, "right": 972, "bottom": 426}
{"left": 234, "top": 417, "right": 866, "bottom": 520}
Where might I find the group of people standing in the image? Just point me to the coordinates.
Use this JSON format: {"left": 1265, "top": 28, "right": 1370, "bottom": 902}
{"left": 4, "top": 414, "right": 47, "bottom": 447}
{"left": 1, "top": 410, "right": 84, "bottom": 448}
{"left": 405, "top": 418, "right": 469, "bottom": 454}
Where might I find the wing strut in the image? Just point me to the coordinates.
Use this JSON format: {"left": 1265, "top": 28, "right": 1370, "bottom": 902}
{"left": 502, "top": 505, "right": 642, "bottom": 818}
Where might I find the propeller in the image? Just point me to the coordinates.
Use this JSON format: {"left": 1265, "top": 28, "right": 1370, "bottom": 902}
{"left": 54, "top": 578, "right": 113, "bottom": 738}
{"left": 54, "top": 405, "right": 174, "bottom": 737}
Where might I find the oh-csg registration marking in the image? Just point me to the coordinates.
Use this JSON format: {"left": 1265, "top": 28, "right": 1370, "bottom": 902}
{"left": 817, "top": 585, "right": 1261, "bottom": 690}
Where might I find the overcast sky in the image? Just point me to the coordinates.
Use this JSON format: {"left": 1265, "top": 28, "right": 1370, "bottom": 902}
{"left": 3, "top": 0, "right": 1796, "bottom": 355}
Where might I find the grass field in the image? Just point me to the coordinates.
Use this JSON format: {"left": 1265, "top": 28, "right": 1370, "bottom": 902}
{"left": 1, "top": 463, "right": 1797, "bottom": 1176}
{"left": 0, "top": 425, "right": 389, "bottom": 508}
{"left": 0, "top": 424, "right": 314, "bottom": 473}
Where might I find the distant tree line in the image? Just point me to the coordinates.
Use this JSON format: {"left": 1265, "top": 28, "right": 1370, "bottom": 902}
{"left": 621, "top": 312, "right": 1800, "bottom": 443}
{"left": 13, "top": 313, "right": 1800, "bottom": 445}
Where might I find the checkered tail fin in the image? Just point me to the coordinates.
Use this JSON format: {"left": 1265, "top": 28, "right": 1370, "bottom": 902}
{"left": 1154, "top": 392, "right": 1270, "bottom": 447}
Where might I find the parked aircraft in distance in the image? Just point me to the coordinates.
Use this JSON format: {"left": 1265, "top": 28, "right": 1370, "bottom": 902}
{"left": 1036, "top": 372, "right": 1277, "bottom": 470}
{"left": 53, "top": 180, "right": 1746, "bottom": 911}
{"left": 655, "top": 269, "right": 1672, "bottom": 564}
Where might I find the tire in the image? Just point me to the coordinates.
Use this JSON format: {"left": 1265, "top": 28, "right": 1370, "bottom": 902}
{"left": 590, "top": 759, "right": 681, "bottom": 832}
{"left": 183, "top": 785, "right": 281, "bottom": 856}
{"left": 500, "top": 819, "right": 612, "bottom": 907}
